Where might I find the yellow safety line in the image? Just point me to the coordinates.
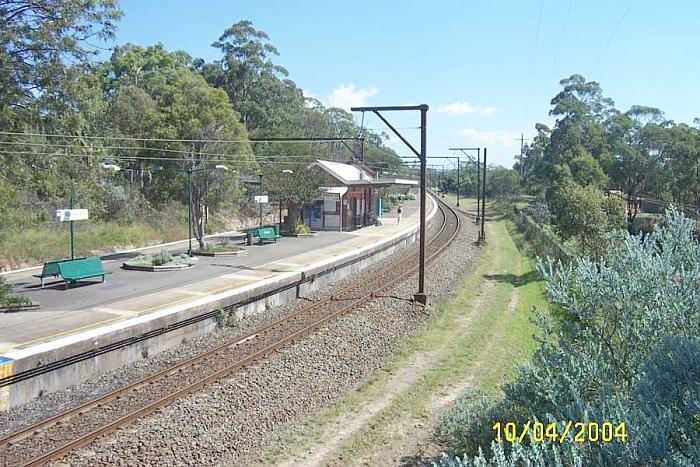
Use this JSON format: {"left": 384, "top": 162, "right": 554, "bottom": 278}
{"left": 133, "top": 278, "right": 256, "bottom": 314}
{"left": 12, "top": 316, "right": 125, "bottom": 349}
{"left": 8, "top": 277, "right": 262, "bottom": 349}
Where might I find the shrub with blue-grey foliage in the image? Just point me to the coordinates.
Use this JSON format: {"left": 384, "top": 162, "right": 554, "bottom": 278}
{"left": 435, "top": 208, "right": 699, "bottom": 466}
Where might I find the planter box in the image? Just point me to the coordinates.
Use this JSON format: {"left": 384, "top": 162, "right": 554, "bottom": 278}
{"left": 193, "top": 248, "right": 248, "bottom": 257}
{"left": 280, "top": 232, "right": 318, "bottom": 237}
{"left": 0, "top": 303, "right": 40, "bottom": 313}
{"left": 122, "top": 262, "right": 194, "bottom": 272}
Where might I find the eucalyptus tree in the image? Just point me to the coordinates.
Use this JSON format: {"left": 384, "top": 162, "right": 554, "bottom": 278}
{"left": 0, "top": 0, "right": 122, "bottom": 124}
{"left": 540, "top": 75, "right": 613, "bottom": 192}
{"left": 205, "top": 20, "right": 301, "bottom": 134}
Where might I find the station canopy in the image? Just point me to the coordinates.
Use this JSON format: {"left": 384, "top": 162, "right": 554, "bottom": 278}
{"left": 311, "top": 159, "right": 418, "bottom": 188}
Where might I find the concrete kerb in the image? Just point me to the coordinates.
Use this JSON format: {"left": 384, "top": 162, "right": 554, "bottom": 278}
{"left": 0, "top": 196, "right": 437, "bottom": 409}
{"left": 0, "top": 230, "right": 245, "bottom": 276}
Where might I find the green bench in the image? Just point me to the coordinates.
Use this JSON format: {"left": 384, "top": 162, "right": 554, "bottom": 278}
{"left": 58, "top": 257, "right": 111, "bottom": 289}
{"left": 34, "top": 258, "right": 84, "bottom": 288}
{"left": 256, "top": 226, "right": 281, "bottom": 244}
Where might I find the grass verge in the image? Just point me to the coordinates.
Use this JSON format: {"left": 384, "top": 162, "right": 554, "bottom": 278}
{"left": 0, "top": 221, "right": 189, "bottom": 270}
{"left": 265, "top": 205, "right": 549, "bottom": 465}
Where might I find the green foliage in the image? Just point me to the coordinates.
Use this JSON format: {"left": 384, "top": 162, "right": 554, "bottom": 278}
{"left": 0, "top": 16, "right": 408, "bottom": 266}
{"left": 486, "top": 167, "right": 520, "bottom": 199}
{"left": 0, "top": 276, "right": 31, "bottom": 307}
{"left": 435, "top": 208, "right": 700, "bottom": 466}
{"left": 294, "top": 223, "right": 311, "bottom": 234}
{"left": 0, "top": 0, "right": 123, "bottom": 123}
{"left": 151, "top": 250, "right": 173, "bottom": 266}
{"left": 522, "top": 74, "right": 700, "bottom": 223}
{"left": 550, "top": 181, "right": 626, "bottom": 253}
{"left": 525, "top": 202, "right": 551, "bottom": 225}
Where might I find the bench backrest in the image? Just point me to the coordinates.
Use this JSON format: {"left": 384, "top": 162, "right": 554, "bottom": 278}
{"left": 257, "top": 227, "right": 277, "bottom": 238}
{"left": 42, "top": 260, "right": 64, "bottom": 276}
{"left": 58, "top": 256, "right": 106, "bottom": 278}
{"left": 42, "top": 257, "right": 87, "bottom": 276}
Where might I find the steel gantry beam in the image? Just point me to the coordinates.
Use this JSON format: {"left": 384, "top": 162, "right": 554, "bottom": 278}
{"left": 449, "top": 147, "right": 486, "bottom": 243}
{"left": 426, "top": 156, "right": 461, "bottom": 206}
{"left": 449, "top": 147, "right": 481, "bottom": 223}
{"left": 351, "top": 105, "right": 429, "bottom": 305}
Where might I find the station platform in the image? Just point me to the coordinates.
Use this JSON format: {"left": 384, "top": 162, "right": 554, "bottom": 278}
{"left": 0, "top": 197, "right": 434, "bottom": 409}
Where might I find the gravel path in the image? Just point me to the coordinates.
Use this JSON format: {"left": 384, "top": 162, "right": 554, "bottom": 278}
{"left": 3, "top": 203, "right": 481, "bottom": 466}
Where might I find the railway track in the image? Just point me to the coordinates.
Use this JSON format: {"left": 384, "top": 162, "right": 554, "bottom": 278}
{"left": 0, "top": 196, "right": 461, "bottom": 466}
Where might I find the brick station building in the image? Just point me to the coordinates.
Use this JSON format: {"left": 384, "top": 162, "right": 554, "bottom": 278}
{"left": 302, "top": 160, "right": 418, "bottom": 232}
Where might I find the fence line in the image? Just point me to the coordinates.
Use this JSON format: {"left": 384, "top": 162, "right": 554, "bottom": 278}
{"left": 514, "top": 209, "right": 572, "bottom": 263}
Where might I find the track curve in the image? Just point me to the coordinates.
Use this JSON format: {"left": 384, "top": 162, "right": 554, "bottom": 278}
{"left": 0, "top": 194, "right": 461, "bottom": 466}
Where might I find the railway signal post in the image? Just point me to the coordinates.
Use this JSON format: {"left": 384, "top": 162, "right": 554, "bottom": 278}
{"left": 351, "top": 104, "right": 429, "bottom": 305}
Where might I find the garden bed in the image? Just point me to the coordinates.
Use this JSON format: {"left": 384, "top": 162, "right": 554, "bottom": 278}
{"left": 280, "top": 232, "right": 318, "bottom": 237}
{"left": 122, "top": 251, "right": 195, "bottom": 272}
{"left": 193, "top": 240, "right": 248, "bottom": 256}
{"left": 0, "top": 302, "right": 40, "bottom": 313}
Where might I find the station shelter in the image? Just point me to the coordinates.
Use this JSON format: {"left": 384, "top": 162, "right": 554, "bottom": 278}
{"left": 302, "top": 160, "right": 418, "bottom": 232}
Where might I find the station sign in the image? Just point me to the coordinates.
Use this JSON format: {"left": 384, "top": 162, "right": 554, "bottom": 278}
{"left": 56, "top": 209, "right": 89, "bottom": 222}
{"left": 254, "top": 195, "right": 269, "bottom": 203}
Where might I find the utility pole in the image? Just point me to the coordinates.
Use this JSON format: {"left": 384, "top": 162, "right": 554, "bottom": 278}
{"left": 449, "top": 147, "right": 481, "bottom": 223}
{"left": 480, "top": 148, "right": 487, "bottom": 243}
{"left": 426, "top": 156, "right": 461, "bottom": 206}
{"left": 516, "top": 134, "right": 529, "bottom": 178}
{"left": 352, "top": 105, "right": 429, "bottom": 305}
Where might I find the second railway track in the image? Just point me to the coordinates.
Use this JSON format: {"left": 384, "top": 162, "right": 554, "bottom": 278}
{"left": 0, "top": 196, "right": 461, "bottom": 467}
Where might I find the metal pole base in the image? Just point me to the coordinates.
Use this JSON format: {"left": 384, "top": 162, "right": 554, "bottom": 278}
{"left": 414, "top": 292, "right": 428, "bottom": 305}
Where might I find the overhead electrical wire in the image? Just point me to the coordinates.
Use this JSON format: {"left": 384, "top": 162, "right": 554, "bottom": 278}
{"left": 524, "top": 0, "right": 545, "bottom": 118}
{"left": 591, "top": 0, "right": 635, "bottom": 73}
{"left": 0, "top": 131, "right": 362, "bottom": 145}
{"left": 547, "top": 0, "right": 573, "bottom": 88}
{"left": 0, "top": 150, "right": 394, "bottom": 173}
{"left": 0, "top": 141, "right": 369, "bottom": 161}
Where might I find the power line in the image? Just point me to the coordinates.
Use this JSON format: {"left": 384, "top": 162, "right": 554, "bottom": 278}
{"left": 0, "top": 131, "right": 363, "bottom": 145}
{"left": 0, "top": 150, "right": 399, "bottom": 173}
{"left": 525, "top": 0, "right": 545, "bottom": 117}
{"left": 592, "top": 0, "right": 635, "bottom": 73}
{"left": 0, "top": 141, "right": 369, "bottom": 161}
{"left": 547, "top": 0, "right": 573, "bottom": 87}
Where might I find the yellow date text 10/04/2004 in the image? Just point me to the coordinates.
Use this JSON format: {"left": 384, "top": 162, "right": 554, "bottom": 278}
{"left": 492, "top": 421, "right": 628, "bottom": 444}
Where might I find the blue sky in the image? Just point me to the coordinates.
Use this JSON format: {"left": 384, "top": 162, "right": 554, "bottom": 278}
{"left": 107, "top": 0, "right": 700, "bottom": 168}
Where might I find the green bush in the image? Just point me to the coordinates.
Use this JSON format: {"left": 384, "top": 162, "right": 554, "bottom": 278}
{"left": 436, "top": 208, "right": 700, "bottom": 466}
{"left": 0, "top": 276, "right": 31, "bottom": 307}
{"left": 151, "top": 250, "right": 173, "bottom": 266}
{"left": 550, "top": 181, "right": 626, "bottom": 254}
{"left": 294, "top": 223, "right": 311, "bottom": 234}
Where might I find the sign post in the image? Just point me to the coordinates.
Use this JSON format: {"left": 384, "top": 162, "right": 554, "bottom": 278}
{"left": 56, "top": 207, "right": 89, "bottom": 260}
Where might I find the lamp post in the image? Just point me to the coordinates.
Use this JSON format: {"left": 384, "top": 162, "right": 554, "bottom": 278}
{"left": 187, "top": 164, "right": 229, "bottom": 257}
{"left": 280, "top": 169, "right": 293, "bottom": 232}
{"left": 258, "top": 173, "right": 264, "bottom": 227}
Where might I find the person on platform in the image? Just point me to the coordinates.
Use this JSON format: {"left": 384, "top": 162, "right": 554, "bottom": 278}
{"left": 397, "top": 205, "right": 403, "bottom": 224}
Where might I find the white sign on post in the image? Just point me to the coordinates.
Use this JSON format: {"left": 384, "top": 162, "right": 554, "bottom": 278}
{"left": 56, "top": 209, "right": 89, "bottom": 222}
{"left": 254, "top": 195, "right": 269, "bottom": 203}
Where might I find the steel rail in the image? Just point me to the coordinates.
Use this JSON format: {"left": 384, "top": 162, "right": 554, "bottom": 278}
{"left": 4, "top": 196, "right": 460, "bottom": 466}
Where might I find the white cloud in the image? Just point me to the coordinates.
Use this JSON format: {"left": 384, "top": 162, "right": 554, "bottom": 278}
{"left": 436, "top": 102, "right": 498, "bottom": 116}
{"left": 455, "top": 129, "right": 520, "bottom": 149}
{"left": 327, "top": 84, "right": 379, "bottom": 110}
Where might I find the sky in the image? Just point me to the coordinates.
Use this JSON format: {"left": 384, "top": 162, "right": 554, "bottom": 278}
{"left": 106, "top": 0, "right": 700, "bottom": 168}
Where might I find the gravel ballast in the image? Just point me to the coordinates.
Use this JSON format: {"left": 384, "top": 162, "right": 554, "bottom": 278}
{"left": 3, "top": 206, "right": 482, "bottom": 465}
